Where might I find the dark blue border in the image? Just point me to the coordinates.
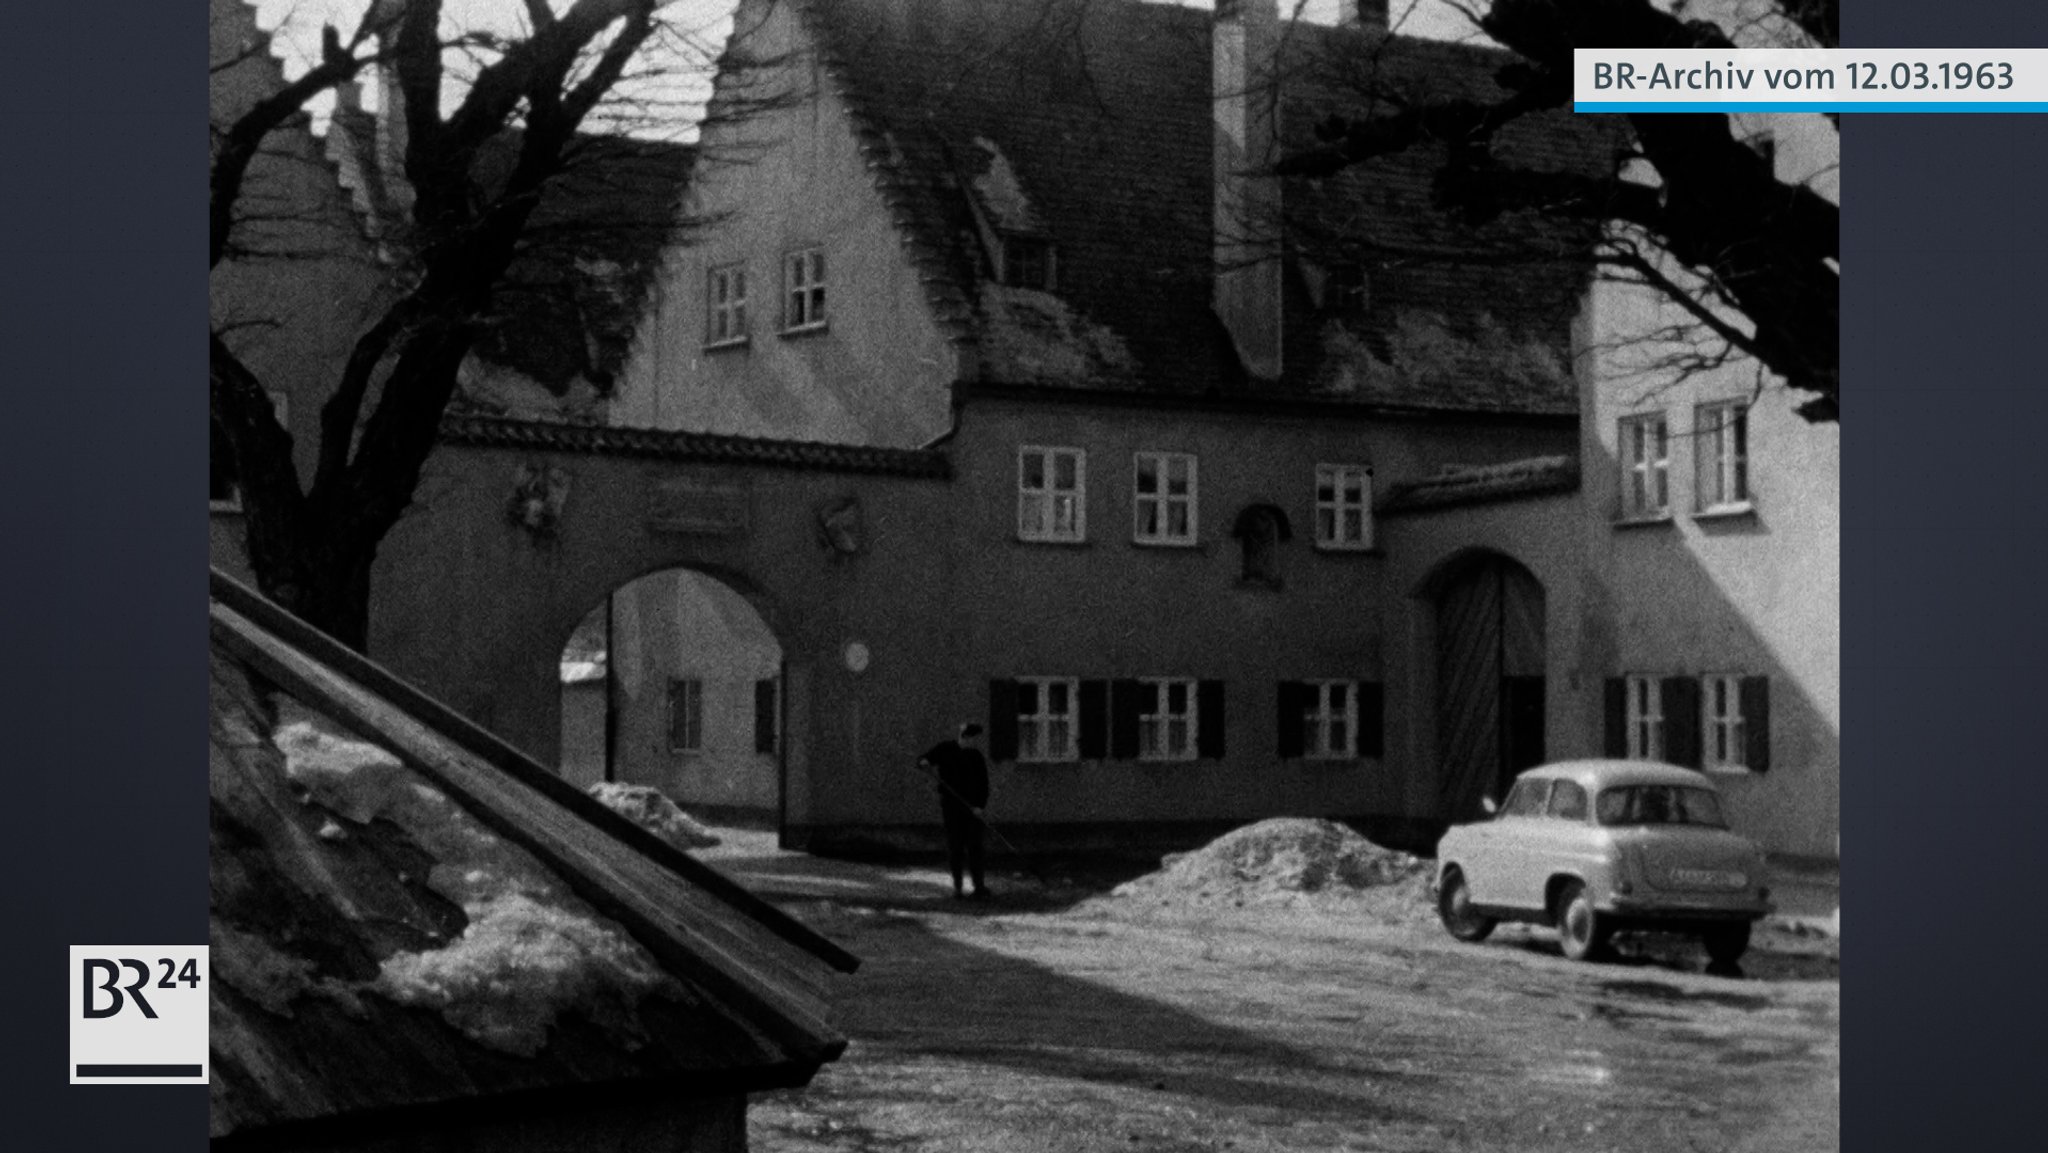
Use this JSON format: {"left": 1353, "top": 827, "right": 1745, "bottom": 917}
{"left": 0, "top": 1, "right": 207, "bottom": 1146}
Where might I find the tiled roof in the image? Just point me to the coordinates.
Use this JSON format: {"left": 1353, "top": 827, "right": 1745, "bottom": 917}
{"left": 1379, "top": 454, "right": 1581, "bottom": 514}
{"left": 208, "top": 569, "right": 852, "bottom": 1141}
{"left": 327, "top": 112, "right": 693, "bottom": 392}
{"left": 440, "top": 414, "right": 953, "bottom": 478}
{"left": 789, "top": 0, "right": 1612, "bottom": 416}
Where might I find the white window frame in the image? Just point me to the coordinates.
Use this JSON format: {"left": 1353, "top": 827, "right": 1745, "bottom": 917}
{"left": 667, "top": 677, "right": 704, "bottom": 754}
{"left": 1619, "top": 413, "right": 1670, "bottom": 520}
{"left": 1305, "top": 680, "right": 1359, "bottom": 760}
{"left": 1695, "top": 401, "right": 1751, "bottom": 513}
{"left": 1625, "top": 674, "right": 1663, "bottom": 760}
{"left": 1702, "top": 673, "right": 1748, "bottom": 772}
{"left": 1017, "top": 446, "right": 1087, "bottom": 542}
{"left": 1015, "top": 676, "right": 1080, "bottom": 763}
{"left": 1132, "top": 452, "right": 1198, "bottom": 545}
{"left": 1313, "top": 463, "right": 1373, "bottom": 550}
{"left": 1137, "top": 677, "right": 1199, "bottom": 762}
{"left": 783, "top": 247, "right": 827, "bottom": 332}
{"left": 706, "top": 262, "right": 748, "bottom": 347}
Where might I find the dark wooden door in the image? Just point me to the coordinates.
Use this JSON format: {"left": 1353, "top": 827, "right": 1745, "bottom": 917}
{"left": 1435, "top": 555, "right": 1545, "bottom": 817}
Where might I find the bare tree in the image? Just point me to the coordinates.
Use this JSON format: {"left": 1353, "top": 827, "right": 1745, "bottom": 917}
{"left": 209, "top": 0, "right": 740, "bottom": 648}
{"left": 1280, "top": 0, "right": 1840, "bottom": 420}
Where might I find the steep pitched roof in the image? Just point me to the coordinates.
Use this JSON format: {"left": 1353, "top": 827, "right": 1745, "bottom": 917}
{"left": 327, "top": 110, "right": 694, "bottom": 395}
{"left": 785, "top": 0, "right": 1610, "bottom": 416}
{"left": 208, "top": 570, "right": 852, "bottom": 1144}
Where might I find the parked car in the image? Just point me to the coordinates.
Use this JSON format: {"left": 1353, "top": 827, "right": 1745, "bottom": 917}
{"left": 1434, "top": 760, "right": 1772, "bottom": 964}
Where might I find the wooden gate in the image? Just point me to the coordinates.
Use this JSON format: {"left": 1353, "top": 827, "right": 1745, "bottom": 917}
{"left": 1434, "top": 554, "right": 1546, "bottom": 817}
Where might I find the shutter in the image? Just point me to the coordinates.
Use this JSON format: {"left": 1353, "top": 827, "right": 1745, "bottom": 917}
{"left": 1276, "top": 681, "right": 1306, "bottom": 759}
{"left": 1741, "top": 676, "right": 1772, "bottom": 772}
{"left": 1358, "top": 681, "right": 1384, "bottom": 758}
{"left": 1196, "top": 680, "right": 1226, "bottom": 759}
{"left": 1077, "top": 680, "right": 1110, "bottom": 759}
{"left": 1109, "top": 679, "right": 1143, "bottom": 760}
{"left": 988, "top": 679, "right": 1020, "bottom": 763}
{"left": 754, "top": 678, "right": 777, "bottom": 754}
{"left": 1603, "top": 677, "right": 1628, "bottom": 757}
{"left": 1662, "top": 676, "right": 1703, "bottom": 768}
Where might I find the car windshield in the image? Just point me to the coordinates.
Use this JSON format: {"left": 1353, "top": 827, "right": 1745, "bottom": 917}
{"left": 1594, "top": 785, "right": 1727, "bottom": 828}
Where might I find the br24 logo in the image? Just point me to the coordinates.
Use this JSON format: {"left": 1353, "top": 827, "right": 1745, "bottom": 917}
{"left": 82, "top": 957, "right": 202, "bottom": 1019}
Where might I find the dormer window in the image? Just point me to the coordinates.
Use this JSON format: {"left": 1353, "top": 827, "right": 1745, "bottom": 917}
{"left": 1001, "top": 236, "right": 1055, "bottom": 291}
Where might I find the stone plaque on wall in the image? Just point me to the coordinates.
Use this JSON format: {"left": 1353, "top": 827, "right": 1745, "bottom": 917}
{"left": 646, "top": 477, "right": 750, "bottom": 537}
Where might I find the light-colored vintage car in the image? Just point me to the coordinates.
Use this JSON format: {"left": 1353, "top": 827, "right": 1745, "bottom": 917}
{"left": 1434, "top": 760, "right": 1773, "bottom": 964}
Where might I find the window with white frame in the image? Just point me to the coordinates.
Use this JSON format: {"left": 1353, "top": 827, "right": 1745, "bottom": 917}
{"left": 783, "top": 248, "right": 826, "bottom": 331}
{"left": 1015, "top": 676, "right": 1079, "bottom": 762}
{"left": 1304, "top": 680, "right": 1358, "bottom": 759}
{"left": 1619, "top": 413, "right": 1670, "bottom": 519}
{"left": 1137, "top": 678, "right": 1199, "bottom": 761}
{"left": 1018, "top": 446, "right": 1086, "bottom": 542}
{"left": 1695, "top": 401, "right": 1750, "bottom": 511}
{"left": 667, "top": 677, "right": 704, "bottom": 754}
{"left": 1133, "top": 452, "right": 1197, "bottom": 544}
{"left": 1625, "top": 674, "right": 1663, "bottom": 759}
{"left": 1314, "top": 464, "right": 1373, "bottom": 550}
{"left": 706, "top": 263, "right": 748, "bottom": 345}
{"left": 1702, "top": 674, "right": 1747, "bottom": 770}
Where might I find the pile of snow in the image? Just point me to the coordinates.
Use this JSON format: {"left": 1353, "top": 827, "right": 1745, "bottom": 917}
{"left": 1102, "top": 818, "right": 1435, "bottom": 923}
{"left": 586, "top": 782, "right": 720, "bottom": 850}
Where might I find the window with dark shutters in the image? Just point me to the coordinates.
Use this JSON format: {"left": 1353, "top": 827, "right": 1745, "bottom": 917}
{"left": 1110, "top": 679, "right": 1143, "bottom": 760}
{"left": 1741, "top": 676, "right": 1772, "bottom": 771}
{"left": 1276, "top": 681, "right": 1307, "bottom": 758}
{"left": 1603, "top": 678, "right": 1628, "bottom": 757}
{"left": 1196, "top": 680, "right": 1226, "bottom": 759}
{"left": 754, "top": 678, "right": 778, "bottom": 754}
{"left": 1358, "top": 682, "right": 1384, "bottom": 758}
{"left": 988, "top": 679, "right": 1020, "bottom": 762}
{"left": 1078, "top": 680, "right": 1109, "bottom": 759}
{"left": 1660, "top": 676, "right": 1703, "bottom": 768}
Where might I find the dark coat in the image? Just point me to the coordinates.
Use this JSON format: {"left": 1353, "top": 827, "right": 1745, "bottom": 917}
{"left": 921, "top": 740, "right": 989, "bottom": 813}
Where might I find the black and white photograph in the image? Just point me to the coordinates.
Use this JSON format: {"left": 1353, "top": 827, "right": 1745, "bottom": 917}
{"left": 205, "top": 0, "right": 1840, "bottom": 1149}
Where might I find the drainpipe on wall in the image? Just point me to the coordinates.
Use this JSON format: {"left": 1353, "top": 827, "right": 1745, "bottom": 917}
{"left": 603, "top": 589, "right": 618, "bottom": 784}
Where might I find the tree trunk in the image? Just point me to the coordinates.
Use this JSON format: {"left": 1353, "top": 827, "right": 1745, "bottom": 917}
{"left": 241, "top": 513, "right": 376, "bottom": 652}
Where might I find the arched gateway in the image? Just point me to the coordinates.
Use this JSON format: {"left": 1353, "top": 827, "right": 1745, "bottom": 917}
{"left": 1423, "top": 550, "right": 1548, "bottom": 819}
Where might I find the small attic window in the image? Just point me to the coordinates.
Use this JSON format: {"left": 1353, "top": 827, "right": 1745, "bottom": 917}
{"left": 1001, "top": 236, "right": 1055, "bottom": 291}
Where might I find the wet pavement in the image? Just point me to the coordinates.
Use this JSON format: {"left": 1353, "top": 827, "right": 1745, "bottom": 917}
{"left": 700, "top": 829, "right": 1840, "bottom": 1153}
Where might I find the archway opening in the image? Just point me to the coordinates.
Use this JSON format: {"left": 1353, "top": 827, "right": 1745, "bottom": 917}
{"left": 1427, "top": 550, "right": 1546, "bottom": 819}
{"left": 558, "top": 568, "right": 784, "bottom": 824}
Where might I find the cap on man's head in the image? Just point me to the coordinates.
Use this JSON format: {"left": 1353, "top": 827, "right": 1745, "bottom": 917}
{"left": 959, "top": 722, "right": 984, "bottom": 739}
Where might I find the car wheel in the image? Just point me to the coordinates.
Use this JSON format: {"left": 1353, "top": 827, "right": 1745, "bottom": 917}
{"left": 1554, "top": 880, "right": 1610, "bottom": 962}
{"left": 1437, "top": 867, "right": 1496, "bottom": 943}
{"left": 1703, "top": 922, "right": 1752, "bottom": 966}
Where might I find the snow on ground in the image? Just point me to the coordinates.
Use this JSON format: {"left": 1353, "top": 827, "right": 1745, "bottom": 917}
{"left": 1089, "top": 817, "right": 1437, "bottom": 927}
{"left": 586, "top": 782, "right": 721, "bottom": 850}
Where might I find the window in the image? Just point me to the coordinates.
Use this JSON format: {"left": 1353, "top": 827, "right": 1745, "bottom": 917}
{"left": 754, "top": 677, "right": 779, "bottom": 755}
{"left": 1695, "top": 402, "right": 1750, "bottom": 512}
{"left": 1304, "top": 680, "right": 1358, "bottom": 759}
{"left": 666, "top": 678, "right": 703, "bottom": 754}
{"left": 1133, "top": 452, "right": 1197, "bottom": 545}
{"left": 1619, "top": 413, "right": 1670, "bottom": 519}
{"left": 1018, "top": 446, "right": 1086, "bottom": 542}
{"left": 1314, "top": 464, "right": 1373, "bottom": 550}
{"left": 1501, "top": 778, "right": 1551, "bottom": 817}
{"left": 1002, "top": 236, "right": 1054, "bottom": 290}
{"left": 1546, "top": 779, "right": 1590, "bottom": 821}
{"left": 1136, "top": 678, "right": 1199, "bottom": 762}
{"left": 706, "top": 263, "right": 748, "bottom": 346}
{"left": 1625, "top": 674, "right": 1662, "bottom": 760}
{"left": 1015, "top": 677, "right": 1079, "bottom": 762}
{"left": 783, "top": 248, "right": 826, "bottom": 331}
{"left": 1234, "top": 505, "right": 1287, "bottom": 586}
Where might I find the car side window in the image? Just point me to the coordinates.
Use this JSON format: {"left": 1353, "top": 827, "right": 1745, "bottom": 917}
{"left": 1502, "top": 779, "right": 1550, "bottom": 818}
{"left": 1546, "top": 780, "right": 1589, "bottom": 821}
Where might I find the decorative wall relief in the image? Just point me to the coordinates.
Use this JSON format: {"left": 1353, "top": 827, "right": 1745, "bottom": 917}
{"left": 508, "top": 463, "right": 571, "bottom": 541}
{"left": 815, "top": 495, "right": 865, "bottom": 557}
